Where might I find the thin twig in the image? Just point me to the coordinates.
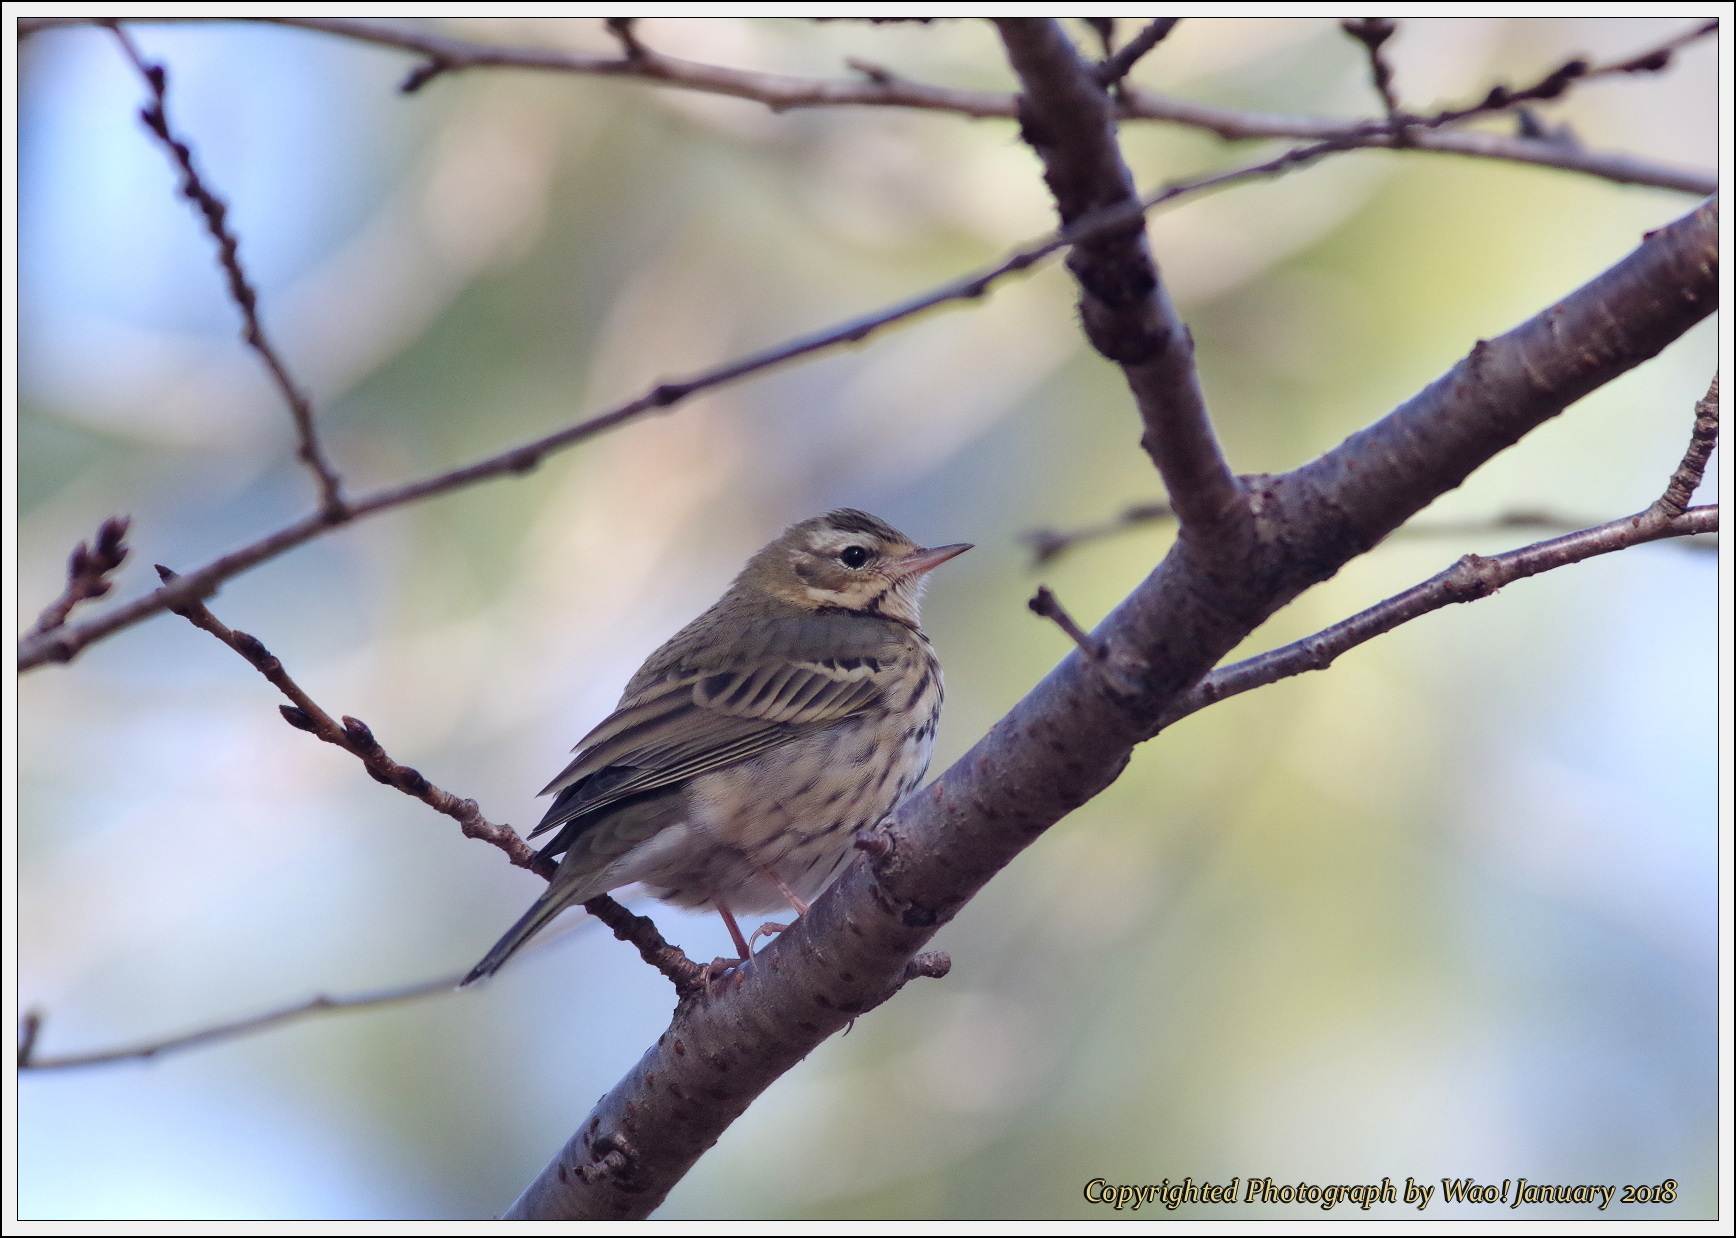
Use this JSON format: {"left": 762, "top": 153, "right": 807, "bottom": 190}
{"left": 18, "top": 1011, "right": 43, "bottom": 1067}
{"left": 1160, "top": 383, "right": 1721, "bottom": 730}
{"left": 105, "top": 23, "right": 347, "bottom": 521}
{"left": 18, "top": 919, "right": 597, "bottom": 1071}
{"left": 16, "top": 22, "right": 1718, "bottom": 670}
{"left": 20, "top": 16, "right": 1712, "bottom": 194}
{"left": 1096, "top": 18, "right": 1179, "bottom": 86}
{"left": 1156, "top": 503, "right": 1717, "bottom": 732}
{"left": 1657, "top": 375, "right": 1718, "bottom": 518}
{"left": 603, "top": 16, "right": 646, "bottom": 62}
{"left": 1586, "top": 19, "right": 1718, "bottom": 79}
{"left": 21, "top": 973, "right": 461, "bottom": 1070}
{"left": 24, "top": 517, "right": 130, "bottom": 639}
{"left": 1417, "top": 19, "right": 1718, "bottom": 130}
{"left": 153, "top": 564, "right": 548, "bottom": 874}
{"left": 1024, "top": 503, "right": 1715, "bottom": 565}
{"left": 1028, "top": 586, "right": 1142, "bottom": 697}
{"left": 1080, "top": 18, "right": 1115, "bottom": 58}
{"left": 577, "top": 896, "right": 708, "bottom": 998}
{"left": 1342, "top": 18, "right": 1404, "bottom": 132}
{"left": 1028, "top": 585, "right": 1103, "bottom": 657}
{"left": 148, "top": 570, "right": 708, "bottom": 993}
{"left": 17, "top": 128, "right": 1391, "bottom": 674}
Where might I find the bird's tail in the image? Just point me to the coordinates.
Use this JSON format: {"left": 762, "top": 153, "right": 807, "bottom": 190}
{"left": 460, "top": 885, "right": 577, "bottom": 987}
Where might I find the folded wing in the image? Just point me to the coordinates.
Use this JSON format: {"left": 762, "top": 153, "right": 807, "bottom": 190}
{"left": 531, "top": 623, "right": 903, "bottom": 846}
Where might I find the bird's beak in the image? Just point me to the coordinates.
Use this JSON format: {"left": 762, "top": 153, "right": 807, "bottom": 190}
{"left": 888, "top": 542, "right": 972, "bottom": 580}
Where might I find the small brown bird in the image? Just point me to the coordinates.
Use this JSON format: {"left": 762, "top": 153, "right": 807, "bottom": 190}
{"left": 463, "top": 509, "right": 969, "bottom": 984}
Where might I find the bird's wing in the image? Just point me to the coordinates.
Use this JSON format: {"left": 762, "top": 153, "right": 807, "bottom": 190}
{"left": 530, "top": 631, "right": 901, "bottom": 838}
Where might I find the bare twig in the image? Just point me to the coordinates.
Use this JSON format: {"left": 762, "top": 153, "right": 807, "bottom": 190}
{"left": 17, "top": 127, "right": 1403, "bottom": 675}
{"left": 24, "top": 517, "right": 130, "bottom": 639}
{"left": 21, "top": 973, "right": 463, "bottom": 1071}
{"left": 152, "top": 564, "right": 547, "bottom": 874}
{"left": 1158, "top": 504, "right": 1717, "bottom": 732}
{"left": 576, "top": 897, "right": 708, "bottom": 998}
{"left": 287, "top": 12, "right": 1717, "bottom": 193}
{"left": 1586, "top": 18, "right": 1718, "bottom": 79}
{"left": 1342, "top": 18, "right": 1404, "bottom": 129}
{"left": 1096, "top": 18, "right": 1179, "bottom": 86}
{"left": 997, "top": 17, "right": 1246, "bottom": 539}
{"left": 148, "top": 568, "right": 710, "bottom": 993}
{"left": 1117, "top": 84, "right": 1710, "bottom": 193}
{"left": 1417, "top": 19, "right": 1718, "bottom": 130}
{"left": 603, "top": 16, "right": 646, "bottom": 62}
{"left": 1028, "top": 586, "right": 1143, "bottom": 697}
{"left": 1027, "top": 585, "right": 1103, "bottom": 657}
{"left": 20, "top": 16, "right": 1712, "bottom": 195}
{"left": 1657, "top": 375, "right": 1718, "bottom": 517}
{"left": 1160, "top": 377, "right": 1721, "bottom": 729}
{"left": 1024, "top": 503, "right": 1715, "bottom": 565}
{"left": 1081, "top": 18, "right": 1116, "bottom": 58}
{"left": 105, "top": 24, "right": 347, "bottom": 522}
{"left": 17, "top": 1011, "right": 43, "bottom": 1068}
{"left": 15, "top": 916, "right": 621, "bottom": 1071}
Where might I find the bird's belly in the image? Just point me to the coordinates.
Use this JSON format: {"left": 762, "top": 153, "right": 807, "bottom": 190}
{"left": 627, "top": 713, "right": 935, "bottom": 915}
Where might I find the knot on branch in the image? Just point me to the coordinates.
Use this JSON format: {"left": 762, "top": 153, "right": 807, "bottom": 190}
{"left": 569, "top": 1130, "right": 640, "bottom": 1187}
{"left": 905, "top": 952, "right": 951, "bottom": 981}
{"left": 1443, "top": 553, "right": 1503, "bottom": 601}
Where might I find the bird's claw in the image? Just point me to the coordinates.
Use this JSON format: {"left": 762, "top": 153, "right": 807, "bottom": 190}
{"left": 746, "top": 920, "right": 790, "bottom": 952}
{"left": 701, "top": 955, "right": 747, "bottom": 995}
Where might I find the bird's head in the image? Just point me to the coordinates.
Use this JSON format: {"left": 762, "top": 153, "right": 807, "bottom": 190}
{"left": 739, "top": 509, "right": 971, "bottom": 626}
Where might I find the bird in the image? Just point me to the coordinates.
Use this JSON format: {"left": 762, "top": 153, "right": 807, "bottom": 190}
{"left": 462, "top": 509, "right": 970, "bottom": 985}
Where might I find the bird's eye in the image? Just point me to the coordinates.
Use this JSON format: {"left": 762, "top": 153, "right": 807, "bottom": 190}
{"left": 839, "top": 545, "right": 871, "bottom": 569}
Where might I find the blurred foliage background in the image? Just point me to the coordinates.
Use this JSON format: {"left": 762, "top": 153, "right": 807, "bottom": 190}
{"left": 15, "top": 16, "right": 1719, "bottom": 1221}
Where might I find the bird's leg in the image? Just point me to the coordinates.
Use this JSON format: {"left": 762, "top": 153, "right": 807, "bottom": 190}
{"left": 697, "top": 903, "right": 752, "bottom": 994}
{"left": 715, "top": 901, "right": 752, "bottom": 961}
{"left": 759, "top": 864, "right": 812, "bottom": 915}
{"left": 745, "top": 864, "right": 811, "bottom": 950}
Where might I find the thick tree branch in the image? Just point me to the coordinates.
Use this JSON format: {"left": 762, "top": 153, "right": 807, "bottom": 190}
{"left": 500, "top": 192, "right": 1717, "bottom": 1224}
{"left": 106, "top": 24, "right": 347, "bottom": 521}
{"left": 19, "top": 16, "right": 1714, "bottom": 195}
{"left": 1272, "top": 199, "right": 1715, "bottom": 564}
{"left": 996, "top": 17, "right": 1244, "bottom": 538}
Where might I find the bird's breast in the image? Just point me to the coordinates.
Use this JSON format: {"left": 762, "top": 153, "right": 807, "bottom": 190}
{"left": 635, "top": 645, "right": 943, "bottom": 914}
